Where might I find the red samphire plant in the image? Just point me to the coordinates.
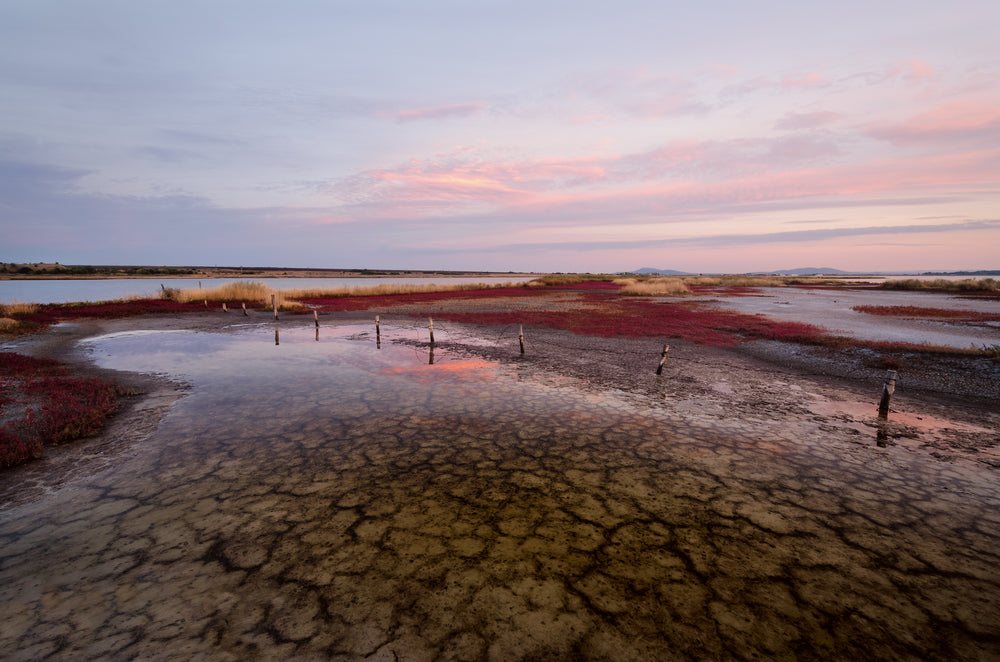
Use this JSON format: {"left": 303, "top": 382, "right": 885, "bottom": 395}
{"left": 0, "top": 352, "right": 122, "bottom": 469}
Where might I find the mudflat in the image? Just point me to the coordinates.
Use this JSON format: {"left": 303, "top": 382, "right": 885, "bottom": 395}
{"left": 1, "top": 288, "right": 998, "bottom": 660}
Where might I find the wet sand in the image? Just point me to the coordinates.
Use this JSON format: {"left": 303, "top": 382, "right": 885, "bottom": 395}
{"left": 1, "top": 307, "right": 999, "bottom": 660}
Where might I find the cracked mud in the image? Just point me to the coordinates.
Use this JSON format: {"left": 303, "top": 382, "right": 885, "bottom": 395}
{"left": 1, "top": 321, "right": 999, "bottom": 660}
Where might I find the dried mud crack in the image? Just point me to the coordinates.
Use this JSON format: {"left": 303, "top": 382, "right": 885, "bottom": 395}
{"left": 1, "top": 312, "right": 998, "bottom": 661}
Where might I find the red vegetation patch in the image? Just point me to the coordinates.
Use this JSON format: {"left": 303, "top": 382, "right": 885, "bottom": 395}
{"left": 0, "top": 352, "right": 122, "bottom": 469}
{"left": 429, "top": 297, "right": 831, "bottom": 347}
{"left": 298, "top": 287, "right": 543, "bottom": 312}
{"left": 853, "top": 305, "right": 1000, "bottom": 322}
{"left": 17, "top": 299, "right": 207, "bottom": 328}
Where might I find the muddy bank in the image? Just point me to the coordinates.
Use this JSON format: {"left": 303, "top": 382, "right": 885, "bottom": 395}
{"left": 1, "top": 312, "right": 999, "bottom": 660}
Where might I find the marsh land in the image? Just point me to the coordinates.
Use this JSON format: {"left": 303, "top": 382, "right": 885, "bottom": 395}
{"left": 1, "top": 279, "right": 998, "bottom": 660}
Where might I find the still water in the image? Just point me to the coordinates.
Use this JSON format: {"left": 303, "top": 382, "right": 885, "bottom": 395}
{"left": 1, "top": 322, "right": 999, "bottom": 660}
{"left": 0, "top": 276, "right": 533, "bottom": 305}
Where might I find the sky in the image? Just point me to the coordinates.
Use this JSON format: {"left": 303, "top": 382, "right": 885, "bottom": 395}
{"left": 1, "top": 1, "right": 999, "bottom": 274}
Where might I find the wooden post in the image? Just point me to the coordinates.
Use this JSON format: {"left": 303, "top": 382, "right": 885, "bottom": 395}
{"left": 877, "top": 369, "right": 897, "bottom": 418}
{"left": 429, "top": 345, "right": 434, "bottom": 365}
{"left": 242, "top": 302, "right": 248, "bottom": 316}
{"left": 314, "top": 310, "right": 319, "bottom": 327}
{"left": 274, "top": 328, "right": 279, "bottom": 345}
{"left": 429, "top": 317, "right": 434, "bottom": 344}
{"left": 315, "top": 326, "right": 319, "bottom": 342}
{"left": 222, "top": 302, "right": 228, "bottom": 312}
{"left": 656, "top": 344, "right": 670, "bottom": 375}
{"left": 876, "top": 421, "right": 889, "bottom": 448}
{"left": 203, "top": 299, "right": 208, "bottom": 308}
{"left": 519, "top": 325, "right": 525, "bottom": 355}
{"left": 272, "top": 294, "right": 278, "bottom": 320}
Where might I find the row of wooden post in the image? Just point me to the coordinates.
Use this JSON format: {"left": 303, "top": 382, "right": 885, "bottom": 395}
{"left": 263, "top": 311, "right": 678, "bottom": 373}
{"left": 225, "top": 306, "right": 898, "bottom": 414}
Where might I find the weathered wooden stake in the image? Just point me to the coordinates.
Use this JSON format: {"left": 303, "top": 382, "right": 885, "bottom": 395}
{"left": 222, "top": 302, "right": 228, "bottom": 312}
{"left": 274, "top": 328, "right": 279, "bottom": 345}
{"left": 242, "top": 302, "right": 248, "bottom": 316}
{"left": 877, "top": 369, "right": 897, "bottom": 418}
{"left": 656, "top": 344, "right": 670, "bottom": 375}
{"left": 876, "top": 421, "right": 889, "bottom": 448}
{"left": 314, "top": 310, "right": 319, "bottom": 327}
{"left": 429, "top": 317, "right": 435, "bottom": 344}
{"left": 315, "top": 327, "right": 319, "bottom": 342}
{"left": 272, "top": 294, "right": 278, "bottom": 320}
{"left": 519, "top": 325, "right": 525, "bottom": 354}
{"left": 429, "top": 345, "right": 434, "bottom": 365}
{"left": 203, "top": 299, "right": 208, "bottom": 308}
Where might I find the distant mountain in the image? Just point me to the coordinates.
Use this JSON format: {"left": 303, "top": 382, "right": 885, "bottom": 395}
{"left": 632, "top": 267, "right": 692, "bottom": 275}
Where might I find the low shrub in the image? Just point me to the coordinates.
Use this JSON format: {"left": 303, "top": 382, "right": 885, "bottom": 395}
{"left": 0, "top": 352, "right": 123, "bottom": 469}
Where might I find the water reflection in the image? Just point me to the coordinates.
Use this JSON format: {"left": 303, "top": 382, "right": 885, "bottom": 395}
{"left": 2, "top": 323, "right": 999, "bottom": 660}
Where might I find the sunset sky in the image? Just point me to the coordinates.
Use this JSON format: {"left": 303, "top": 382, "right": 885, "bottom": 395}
{"left": 2, "top": 1, "right": 998, "bottom": 273}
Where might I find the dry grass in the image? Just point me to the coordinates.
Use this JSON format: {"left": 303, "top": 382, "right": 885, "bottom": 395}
{"left": 168, "top": 281, "right": 303, "bottom": 309}
{"left": 167, "top": 280, "right": 519, "bottom": 309}
{"left": 881, "top": 278, "right": 1000, "bottom": 293}
{"left": 1, "top": 301, "right": 39, "bottom": 315}
{"left": 281, "top": 281, "right": 516, "bottom": 300}
{"left": 683, "top": 275, "right": 801, "bottom": 287}
{"left": 527, "top": 274, "right": 619, "bottom": 287}
{"left": 618, "top": 278, "right": 692, "bottom": 296}
{"left": 0, "top": 318, "right": 20, "bottom": 333}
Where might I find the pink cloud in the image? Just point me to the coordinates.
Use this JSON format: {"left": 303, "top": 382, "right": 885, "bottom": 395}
{"left": 320, "top": 124, "right": 1000, "bottom": 227}
{"left": 393, "top": 102, "right": 486, "bottom": 122}
{"left": 868, "top": 100, "right": 1000, "bottom": 145}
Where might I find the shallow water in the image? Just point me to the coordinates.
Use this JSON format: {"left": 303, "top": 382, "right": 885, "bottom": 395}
{"left": 2, "top": 323, "right": 999, "bottom": 660}
{"left": 698, "top": 287, "right": 1000, "bottom": 349}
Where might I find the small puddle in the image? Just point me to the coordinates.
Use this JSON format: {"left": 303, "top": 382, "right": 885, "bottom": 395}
{"left": 2, "top": 323, "right": 999, "bottom": 660}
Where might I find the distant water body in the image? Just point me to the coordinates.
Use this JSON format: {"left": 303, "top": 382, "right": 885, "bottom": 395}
{"left": 0, "top": 276, "right": 534, "bottom": 305}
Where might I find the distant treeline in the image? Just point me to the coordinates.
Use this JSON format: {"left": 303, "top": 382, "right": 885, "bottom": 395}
{"left": 1, "top": 263, "right": 197, "bottom": 276}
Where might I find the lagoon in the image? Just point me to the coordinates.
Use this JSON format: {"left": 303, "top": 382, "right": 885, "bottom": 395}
{"left": 0, "top": 276, "right": 534, "bottom": 305}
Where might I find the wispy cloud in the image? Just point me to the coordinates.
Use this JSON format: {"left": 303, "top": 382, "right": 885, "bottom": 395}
{"left": 392, "top": 102, "right": 486, "bottom": 123}
{"left": 427, "top": 219, "right": 1000, "bottom": 254}
{"left": 867, "top": 100, "right": 1000, "bottom": 146}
